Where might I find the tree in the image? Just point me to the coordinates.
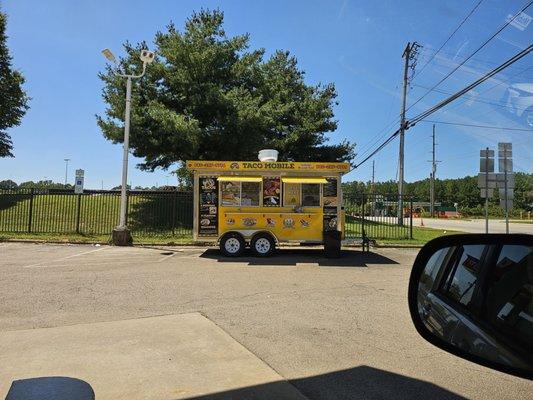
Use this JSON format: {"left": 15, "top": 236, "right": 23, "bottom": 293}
{"left": 0, "top": 179, "right": 17, "bottom": 189}
{"left": 0, "top": 9, "right": 29, "bottom": 157}
{"left": 97, "top": 10, "right": 354, "bottom": 175}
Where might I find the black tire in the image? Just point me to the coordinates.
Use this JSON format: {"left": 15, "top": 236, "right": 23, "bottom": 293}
{"left": 250, "top": 233, "right": 276, "bottom": 257}
{"left": 220, "top": 232, "right": 245, "bottom": 257}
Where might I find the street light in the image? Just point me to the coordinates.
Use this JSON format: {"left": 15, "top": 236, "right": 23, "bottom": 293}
{"left": 64, "top": 158, "right": 70, "bottom": 186}
{"left": 101, "top": 48, "right": 155, "bottom": 245}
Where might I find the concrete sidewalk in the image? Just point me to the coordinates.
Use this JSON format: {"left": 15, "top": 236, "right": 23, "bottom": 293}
{"left": 0, "top": 313, "right": 307, "bottom": 400}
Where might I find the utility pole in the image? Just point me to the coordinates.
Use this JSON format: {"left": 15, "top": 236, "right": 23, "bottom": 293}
{"left": 484, "top": 147, "right": 489, "bottom": 234}
{"left": 429, "top": 124, "right": 438, "bottom": 217}
{"left": 398, "top": 41, "right": 420, "bottom": 225}
{"left": 64, "top": 159, "right": 70, "bottom": 186}
{"left": 371, "top": 160, "right": 375, "bottom": 194}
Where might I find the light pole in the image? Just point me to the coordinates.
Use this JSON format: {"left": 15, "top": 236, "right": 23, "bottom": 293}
{"left": 64, "top": 158, "right": 70, "bottom": 186}
{"left": 101, "top": 48, "right": 155, "bottom": 245}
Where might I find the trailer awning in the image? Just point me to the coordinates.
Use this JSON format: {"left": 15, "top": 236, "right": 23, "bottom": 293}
{"left": 217, "top": 176, "right": 262, "bottom": 182}
{"left": 281, "top": 177, "right": 328, "bottom": 184}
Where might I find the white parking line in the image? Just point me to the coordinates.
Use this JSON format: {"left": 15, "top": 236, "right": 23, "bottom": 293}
{"left": 23, "top": 246, "right": 108, "bottom": 268}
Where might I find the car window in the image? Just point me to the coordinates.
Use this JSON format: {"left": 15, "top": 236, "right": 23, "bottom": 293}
{"left": 483, "top": 245, "right": 532, "bottom": 353}
{"left": 419, "top": 247, "right": 450, "bottom": 296}
{"left": 440, "top": 245, "right": 486, "bottom": 308}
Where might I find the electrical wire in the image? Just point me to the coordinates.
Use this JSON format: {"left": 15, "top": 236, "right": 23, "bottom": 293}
{"left": 411, "top": 83, "right": 530, "bottom": 111}
{"left": 406, "top": 1, "right": 532, "bottom": 114}
{"left": 413, "top": 0, "right": 485, "bottom": 80}
{"left": 353, "top": 44, "right": 533, "bottom": 169}
{"left": 410, "top": 44, "right": 533, "bottom": 126}
{"left": 419, "top": 120, "right": 533, "bottom": 132}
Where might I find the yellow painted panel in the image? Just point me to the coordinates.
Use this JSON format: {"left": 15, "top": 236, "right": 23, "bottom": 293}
{"left": 187, "top": 160, "right": 350, "bottom": 173}
{"left": 281, "top": 177, "right": 328, "bottom": 184}
{"left": 219, "top": 211, "right": 324, "bottom": 241}
{"left": 217, "top": 176, "right": 262, "bottom": 182}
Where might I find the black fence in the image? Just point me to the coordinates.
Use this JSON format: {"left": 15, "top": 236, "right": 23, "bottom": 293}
{"left": 0, "top": 189, "right": 413, "bottom": 242}
{"left": 0, "top": 189, "right": 193, "bottom": 237}
{"left": 344, "top": 194, "right": 413, "bottom": 240}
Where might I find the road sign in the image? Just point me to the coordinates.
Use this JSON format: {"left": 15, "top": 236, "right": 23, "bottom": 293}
{"left": 500, "top": 199, "right": 513, "bottom": 210}
{"left": 74, "top": 169, "right": 84, "bottom": 194}
{"left": 479, "top": 158, "right": 494, "bottom": 173}
{"left": 499, "top": 188, "right": 514, "bottom": 200}
{"left": 480, "top": 188, "right": 494, "bottom": 198}
{"left": 498, "top": 158, "right": 513, "bottom": 173}
{"left": 477, "top": 173, "right": 514, "bottom": 188}
{"left": 480, "top": 149, "right": 494, "bottom": 158}
{"left": 498, "top": 142, "right": 512, "bottom": 152}
{"left": 497, "top": 173, "right": 514, "bottom": 189}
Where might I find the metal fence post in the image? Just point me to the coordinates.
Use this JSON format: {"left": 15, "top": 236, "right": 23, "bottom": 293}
{"left": 27, "top": 188, "right": 34, "bottom": 233}
{"left": 171, "top": 191, "right": 177, "bottom": 235}
{"left": 125, "top": 190, "right": 130, "bottom": 226}
{"left": 409, "top": 197, "right": 413, "bottom": 239}
{"left": 361, "top": 193, "right": 365, "bottom": 238}
{"left": 76, "top": 194, "right": 82, "bottom": 234}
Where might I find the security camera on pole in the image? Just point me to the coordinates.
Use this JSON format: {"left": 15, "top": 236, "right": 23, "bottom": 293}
{"left": 101, "top": 48, "right": 155, "bottom": 245}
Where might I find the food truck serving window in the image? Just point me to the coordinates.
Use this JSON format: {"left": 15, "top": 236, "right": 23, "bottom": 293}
{"left": 302, "top": 184, "right": 320, "bottom": 206}
{"left": 281, "top": 177, "right": 326, "bottom": 207}
{"left": 218, "top": 176, "right": 261, "bottom": 206}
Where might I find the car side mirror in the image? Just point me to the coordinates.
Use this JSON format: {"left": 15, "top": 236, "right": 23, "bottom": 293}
{"left": 408, "top": 234, "right": 532, "bottom": 380}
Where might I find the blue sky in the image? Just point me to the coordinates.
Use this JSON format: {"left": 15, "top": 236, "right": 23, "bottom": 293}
{"left": 1, "top": 0, "right": 532, "bottom": 188}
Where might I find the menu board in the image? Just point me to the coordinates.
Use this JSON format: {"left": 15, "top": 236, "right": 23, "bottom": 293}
{"left": 220, "top": 181, "right": 240, "bottom": 206}
{"left": 323, "top": 177, "right": 338, "bottom": 207}
{"left": 263, "top": 177, "right": 281, "bottom": 206}
{"left": 283, "top": 183, "right": 300, "bottom": 206}
{"left": 198, "top": 177, "right": 218, "bottom": 236}
{"left": 323, "top": 177, "right": 338, "bottom": 231}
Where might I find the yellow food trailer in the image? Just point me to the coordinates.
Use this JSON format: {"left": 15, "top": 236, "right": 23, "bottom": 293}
{"left": 187, "top": 158, "right": 350, "bottom": 257}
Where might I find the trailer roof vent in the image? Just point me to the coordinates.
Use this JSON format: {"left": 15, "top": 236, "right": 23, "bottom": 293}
{"left": 258, "top": 149, "right": 278, "bottom": 162}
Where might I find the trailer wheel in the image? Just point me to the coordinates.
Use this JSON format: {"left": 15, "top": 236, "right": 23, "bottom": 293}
{"left": 220, "top": 232, "right": 245, "bottom": 257}
{"left": 251, "top": 233, "right": 275, "bottom": 257}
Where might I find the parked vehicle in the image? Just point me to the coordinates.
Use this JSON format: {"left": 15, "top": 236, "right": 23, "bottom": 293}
{"left": 187, "top": 152, "right": 350, "bottom": 257}
{"left": 408, "top": 234, "right": 532, "bottom": 379}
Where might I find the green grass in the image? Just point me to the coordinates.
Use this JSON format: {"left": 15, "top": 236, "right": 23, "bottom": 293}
{"left": 0, "top": 232, "right": 196, "bottom": 245}
{"left": 0, "top": 193, "right": 192, "bottom": 236}
{"left": 345, "top": 217, "right": 462, "bottom": 246}
{"left": 375, "top": 226, "right": 462, "bottom": 246}
{"left": 1, "top": 225, "right": 459, "bottom": 247}
{"left": 509, "top": 220, "right": 533, "bottom": 224}
{"left": 1, "top": 195, "right": 464, "bottom": 247}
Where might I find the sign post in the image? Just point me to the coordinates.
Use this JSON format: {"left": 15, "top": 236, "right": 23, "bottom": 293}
{"left": 74, "top": 169, "right": 84, "bottom": 194}
{"left": 479, "top": 148, "right": 494, "bottom": 233}
{"left": 498, "top": 143, "right": 513, "bottom": 234}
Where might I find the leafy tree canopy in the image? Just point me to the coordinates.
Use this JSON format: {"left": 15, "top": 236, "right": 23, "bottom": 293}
{"left": 0, "top": 9, "right": 29, "bottom": 157}
{"left": 97, "top": 9, "right": 354, "bottom": 174}
{"left": 342, "top": 172, "right": 533, "bottom": 212}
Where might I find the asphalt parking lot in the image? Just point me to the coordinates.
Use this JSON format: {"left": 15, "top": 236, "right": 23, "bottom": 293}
{"left": 0, "top": 243, "right": 531, "bottom": 399}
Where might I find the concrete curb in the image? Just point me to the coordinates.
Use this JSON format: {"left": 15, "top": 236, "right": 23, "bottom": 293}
{"left": 0, "top": 238, "right": 424, "bottom": 250}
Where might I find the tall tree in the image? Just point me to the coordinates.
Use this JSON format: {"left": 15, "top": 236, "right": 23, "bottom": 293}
{"left": 97, "top": 10, "right": 354, "bottom": 174}
{"left": 0, "top": 9, "right": 29, "bottom": 157}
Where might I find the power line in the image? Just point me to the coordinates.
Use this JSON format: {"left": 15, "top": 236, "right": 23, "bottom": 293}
{"left": 419, "top": 120, "right": 533, "bottom": 132}
{"left": 410, "top": 43, "right": 533, "bottom": 125}
{"left": 440, "top": 65, "right": 533, "bottom": 116}
{"left": 353, "top": 43, "right": 533, "bottom": 169}
{"left": 413, "top": 0, "right": 485, "bottom": 80}
{"left": 406, "top": 1, "right": 532, "bottom": 113}
{"left": 411, "top": 83, "right": 530, "bottom": 111}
